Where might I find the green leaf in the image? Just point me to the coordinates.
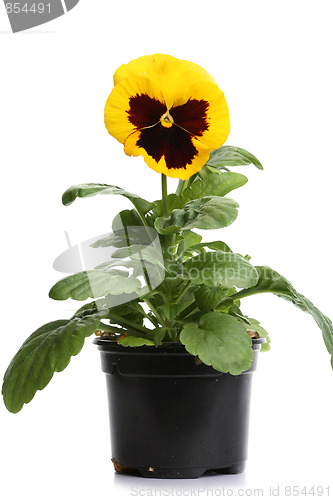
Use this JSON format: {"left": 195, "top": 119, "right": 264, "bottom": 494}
{"left": 95, "top": 260, "right": 140, "bottom": 271}
{"left": 154, "top": 196, "right": 239, "bottom": 235}
{"left": 181, "top": 231, "right": 203, "bottom": 250}
{"left": 117, "top": 335, "right": 155, "bottom": 347}
{"left": 49, "top": 270, "right": 141, "bottom": 301}
{"left": 72, "top": 298, "right": 108, "bottom": 317}
{"left": 194, "top": 285, "right": 232, "bottom": 313}
{"left": 180, "top": 239, "right": 232, "bottom": 262}
{"left": 182, "top": 171, "right": 248, "bottom": 203}
{"left": 215, "top": 297, "right": 235, "bottom": 313}
{"left": 111, "top": 244, "right": 165, "bottom": 268}
{"left": 233, "top": 266, "right": 333, "bottom": 366}
{"left": 153, "top": 194, "right": 183, "bottom": 217}
{"left": 92, "top": 227, "right": 156, "bottom": 250}
{"left": 187, "top": 240, "right": 232, "bottom": 253}
{"left": 184, "top": 251, "right": 259, "bottom": 288}
{"left": 177, "top": 231, "right": 203, "bottom": 260}
{"left": 107, "top": 301, "right": 146, "bottom": 327}
{"left": 2, "top": 310, "right": 107, "bottom": 413}
{"left": 152, "top": 328, "right": 168, "bottom": 346}
{"left": 112, "top": 209, "right": 144, "bottom": 232}
{"left": 90, "top": 233, "right": 124, "bottom": 249}
{"left": 62, "top": 183, "right": 153, "bottom": 214}
{"left": 158, "top": 303, "right": 181, "bottom": 321}
{"left": 207, "top": 145, "right": 263, "bottom": 170}
{"left": 227, "top": 303, "right": 250, "bottom": 323}
{"left": 246, "top": 318, "right": 271, "bottom": 352}
{"left": 180, "top": 312, "right": 253, "bottom": 375}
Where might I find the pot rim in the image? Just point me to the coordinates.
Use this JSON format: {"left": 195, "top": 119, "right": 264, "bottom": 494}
{"left": 93, "top": 337, "right": 266, "bottom": 352}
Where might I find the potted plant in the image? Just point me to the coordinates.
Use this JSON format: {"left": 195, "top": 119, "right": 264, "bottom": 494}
{"left": 2, "top": 54, "right": 332, "bottom": 479}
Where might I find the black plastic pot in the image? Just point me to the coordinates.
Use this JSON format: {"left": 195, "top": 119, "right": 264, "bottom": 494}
{"left": 94, "top": 339, "right": 264, "bottom": 479}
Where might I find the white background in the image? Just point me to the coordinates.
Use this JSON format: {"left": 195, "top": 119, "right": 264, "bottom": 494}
{"left": 1, "top": 1, "right": 333, "bottom": 498}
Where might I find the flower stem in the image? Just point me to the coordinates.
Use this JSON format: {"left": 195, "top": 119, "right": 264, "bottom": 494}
{"left": 174, "top": 280, "right": 192, "bottom": 304}
{"left": 143, "top": 297, "right": 166, "bottom": 327}
{"left": 161, "top": 174, "right": 168, "bottom": 214}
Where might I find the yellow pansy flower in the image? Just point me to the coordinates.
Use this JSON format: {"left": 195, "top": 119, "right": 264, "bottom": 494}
{"left": 105, "top": 54, "right": 230, "bottom": 180}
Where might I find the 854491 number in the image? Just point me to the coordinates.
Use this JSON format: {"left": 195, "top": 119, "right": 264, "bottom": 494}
{"left": 5, "top": 3, "right": 51, "bottom": 14}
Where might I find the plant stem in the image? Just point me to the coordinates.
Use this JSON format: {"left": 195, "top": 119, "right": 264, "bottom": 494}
{"left": 97, "top": 322, "right": 125, "bottom": 333}
{"left": 178, "top": 301, "right": 198, "bottom": 319}
{"left": 144, "top": 313, "right": 159, "bottom": 328}
{"left": 168, "top": 233, "right": 177, "bottom": 256}
{"left": 161, "top": 173, "right": 175, "bottom": 258}
{"left": 175, "top": 179, "right": 189, "bottom": 197}
{"left": 216, "top": 288, "right": 267, "bottom": 309}
{"left": 108, "top": 313, "right": 151, "bottom": 335}
{"left": 175, "top": 180, "right": 185, "bottom": 197}
{"left": 161, "top": 174, "right": 168, "bottom": 214}
{"left": 143, "top": 297, "right": 166, "bottom": 327}
{"left": 174, "top": 281, "right": 192, "bottom": 304}
{"left": 136, "top": 209, "right": 150, "bottom": 228}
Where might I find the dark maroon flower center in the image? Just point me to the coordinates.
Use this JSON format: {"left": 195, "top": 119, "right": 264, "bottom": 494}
{"left": 127, "top": 94, "right": 209, "bottom": 170}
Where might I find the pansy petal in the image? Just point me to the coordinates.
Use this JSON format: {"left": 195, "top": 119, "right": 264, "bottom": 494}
{"left": 105, "top": 74, "right": 164, "bottom": 144}
{"left": 114, "top": 54, "right": 221, "bottom": 110}
{"left": 124, "top": 130, "right": 210, "bottom": 180}
{"left": 105, "top": 54, "right": 231, "bottom": 180}
{"left": 114, "top": 54, "right": 216, "bottom": 87}
{"left": 159, "top": 66, "right": 216, "bottom": 110}
{"left": 181, "top": 78, "right": 230, "bottom": 150}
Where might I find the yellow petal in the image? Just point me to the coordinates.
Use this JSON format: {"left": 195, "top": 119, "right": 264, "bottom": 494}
{"left": 114, "top": 54, "right": 216, "bottom": 87}
{"left": 182, "top": 77, "right": 230, "bottom": 150}
{"left": 113, "top": 54, "right": 220, "bottom": 110}
{"left": 105, "top": 54, "right": 231, "bottom": 180}
{"left": 105, "top": 74, "right": 164, "bottom": 144}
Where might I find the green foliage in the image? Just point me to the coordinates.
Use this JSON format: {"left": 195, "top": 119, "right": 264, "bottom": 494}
{"left": 91, "top": 233, "right": 130, "bottom": 249}
{"left": 180, "top": 312, "right": 253, "bottom": 375}
{"left": 107, "top": 301, "right": 146, "bottom": 327}
{"left": 153, "top": 171, "right": 246, "bottom": 222}
{"left": 154, "top": 196, "right": 239, "bottom": 234}
{"left": 192, "top": 241, "right": 232, "bottom": 252}
{"left": 206, "top": 145, "right": 263, "bottom": 170}
{"left": 194, "top": 285, "right": 233, "bottom": 313}
{"left": 112, "top": 208, "right": 144, "bottom": 231}
{"left": 180, "top": 240, "right": 232, "bottom": 262}
{"left": 232, "top": 266, "right": 333, "bottom": 364}
{"left": 153, "top": 193, "right": 184, "bottom": 217}
{"left": 62, "top": 183, "right": 152, "bottom": 214}
{"left": 182, "top": 231, "right": 202, "bottom": 249}
{"left": 246, "top": 318, "right": 271, "bottom": 352}
{"left": 111, "top": 245, "right": 164, "bottom": 268}
{"left": 4, "top": 142, "right": 333, "bottom": 413}
{"left": 49, "top": 270, "right": 141, "bottom": 301}
{"left": 118, "top": 336, "right": 155, "bottom": 347}
{"left": 184, "top": 251, "right": 259, "bottom": 288}
{"left": 2, "top": 310, "right": 107, "bottom": 413}
{"left": 182, "top": 171, "right": 248, "bottom": 203}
